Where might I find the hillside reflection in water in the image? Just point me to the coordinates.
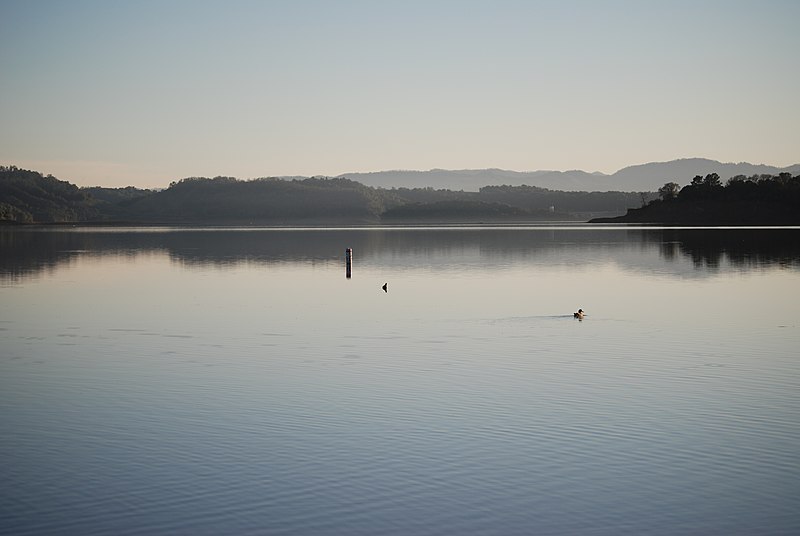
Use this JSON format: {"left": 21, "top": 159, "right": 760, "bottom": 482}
{"left": 2, "top": 226, "right": 799, "bottom": 282}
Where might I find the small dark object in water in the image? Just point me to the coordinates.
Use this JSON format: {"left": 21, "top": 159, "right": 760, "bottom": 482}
{"left": 382, "top": 283, "right": 388, "bottom": 292}
{"left": 574, "top": 308, "right": 585, "bottom": 319}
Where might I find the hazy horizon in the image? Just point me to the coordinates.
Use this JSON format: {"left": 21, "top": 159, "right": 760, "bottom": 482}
{"left": 2, "top": 1, "right": 798, "bottom": 188}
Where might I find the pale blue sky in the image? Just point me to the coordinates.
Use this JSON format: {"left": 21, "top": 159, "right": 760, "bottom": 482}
{"left": 1, "top": 0, "right": 798, "bottom": 187}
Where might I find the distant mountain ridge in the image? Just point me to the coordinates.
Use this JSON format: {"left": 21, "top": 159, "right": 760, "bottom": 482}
{"left": 4, "top": 162, "right": 797, "bottom": 224}
{"left": 0, "top": 166, "right": 644, "bottom": 224}
{"left": 338, "top": 158, "right": 800, "bottom": 192}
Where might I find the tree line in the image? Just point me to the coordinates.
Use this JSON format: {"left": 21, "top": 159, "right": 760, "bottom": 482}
{"left": 0, "top": 165, "right": 660, "bottom": 224}
{"left": 593, "top": 173, "right": 800, "bottom": 224}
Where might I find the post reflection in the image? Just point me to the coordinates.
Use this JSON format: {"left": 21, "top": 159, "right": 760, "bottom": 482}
{"left": 1, "top": 226, "right": 799, "bottom": 282}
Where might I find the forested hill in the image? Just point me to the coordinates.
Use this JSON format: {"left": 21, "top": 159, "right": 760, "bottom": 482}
{"left": 125, "top": 176, "right": 387, "bottom": 224}
{"left": 591, "top": 173, "right": 800, "bottom": 225}
{"left": 0, "top": 167, "right": 99, "bottom": 222}
{"left": 1, "top": 166, "right": 649, "bottom": 224}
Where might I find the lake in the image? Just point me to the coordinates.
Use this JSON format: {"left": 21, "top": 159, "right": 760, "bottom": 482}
{"left": 2, "top": 225, "right": 799, "bottom": 535}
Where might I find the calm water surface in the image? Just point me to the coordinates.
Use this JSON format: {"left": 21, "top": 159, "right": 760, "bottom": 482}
{"left": 2, "top": 226, "right": 800, "bottom": 535}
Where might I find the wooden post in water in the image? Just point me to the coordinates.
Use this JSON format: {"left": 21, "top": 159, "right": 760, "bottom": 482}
{"left": 345, "top": 248, "right": 352, "bottom": 279}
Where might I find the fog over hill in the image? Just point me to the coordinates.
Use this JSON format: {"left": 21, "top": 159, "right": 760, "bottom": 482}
{"left": 339, "top": 159, "right": 800, "bottom": 192}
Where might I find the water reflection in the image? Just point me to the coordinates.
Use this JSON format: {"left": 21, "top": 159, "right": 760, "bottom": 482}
{"left": 653, "top": 228, "right": 800, "bottom": 270}
{"left": 2, "top": 226, "right": 799, "bottom": 282}
{"left": 3, "top": 226, "right": 800, "bottom": 536}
